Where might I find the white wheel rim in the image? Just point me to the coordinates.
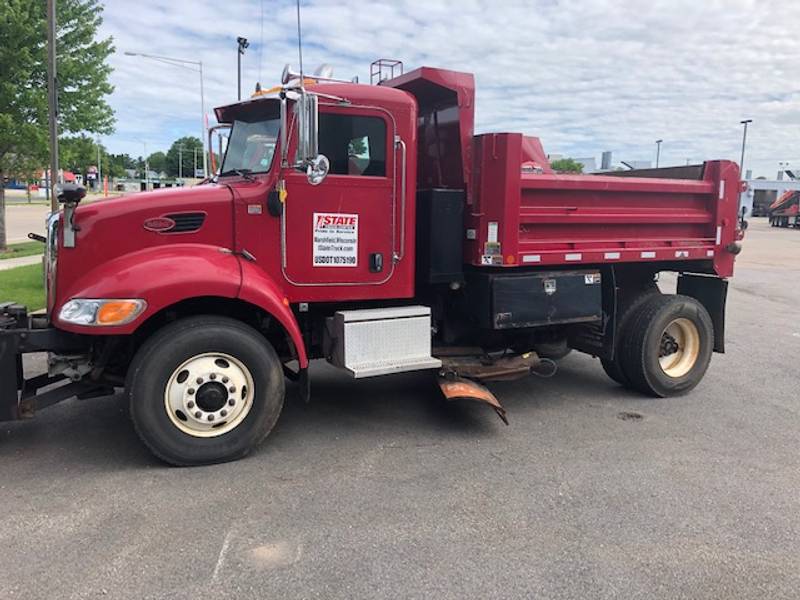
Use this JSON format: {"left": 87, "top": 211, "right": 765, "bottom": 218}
{"left": 658, "top": 318, "right": 700, "bottom": 378}
{"left": 164, "top": 352, "right": 255, "bottom": 438}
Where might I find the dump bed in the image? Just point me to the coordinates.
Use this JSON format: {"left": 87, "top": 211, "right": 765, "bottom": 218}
{"left": 769, "top": 190, "right": 800, "bottom": 216}
{"left": 467, "top": 133, "right": 742, "bottom": 278}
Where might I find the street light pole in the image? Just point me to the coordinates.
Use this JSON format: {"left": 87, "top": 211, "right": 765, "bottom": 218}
{"left": 739, "top": 119, "right": 752, "bottom": 177}
{"left": 237, "top": 37, "right": 249, "bottom": 101}
{"left": 655, "top": 139, "right": 663, "bottom": 168}
{"left": 124, "top": 51, "right": 208, "bottom": 178}
{"left": 141, "top": 141, "right": 149, "bottom": 191}
{"left": 199, "top": 60, "right": 207, "bottom": 177}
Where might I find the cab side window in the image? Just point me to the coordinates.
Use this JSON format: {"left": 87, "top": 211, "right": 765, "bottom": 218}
{"left": 318, "top": 114, "right": 386, "bottom": 177}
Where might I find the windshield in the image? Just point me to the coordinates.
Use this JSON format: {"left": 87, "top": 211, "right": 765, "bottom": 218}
{"left": 220, "top": 116, "right": 280, "bottom": 175}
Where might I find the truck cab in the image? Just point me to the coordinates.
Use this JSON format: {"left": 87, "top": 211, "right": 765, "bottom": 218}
{"left": 0, "top": 63, "right": 743, "bottom": 465}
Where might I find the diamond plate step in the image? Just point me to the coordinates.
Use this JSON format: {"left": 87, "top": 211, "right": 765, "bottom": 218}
{"left": 325, "top": 306, "right": 442, "bottom": 378}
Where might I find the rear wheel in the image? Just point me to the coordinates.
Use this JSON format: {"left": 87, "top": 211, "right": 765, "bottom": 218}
{"left": 601, "top": 281, "right": 660, "bottom": 386}
{"left": 620, "top": 294, "right": 713, "bottom": 397}
{"left": 127, "top": 316, "right": 285, "bottom": 466}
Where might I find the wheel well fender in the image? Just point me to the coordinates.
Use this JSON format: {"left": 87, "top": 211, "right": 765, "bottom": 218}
{"left": 55, "top": 244, "right": 242, "bottom": 335}
{"left": 237, "top": 260, "right": 308, "bottom": 368}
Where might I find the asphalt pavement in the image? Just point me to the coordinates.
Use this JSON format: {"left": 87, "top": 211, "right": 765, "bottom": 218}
{"left": 1, "top": 218, "right": 799, "bottom": 599}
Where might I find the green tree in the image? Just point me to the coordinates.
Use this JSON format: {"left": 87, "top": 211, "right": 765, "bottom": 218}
{"left": 550, "top": 157, "right": 584, "bottom": 174}
{"left": 0, "top": 0, "right": 114, "bottom": 249}
{"left": 106, "top": 153, "right": 134, "bottom": 178}
{"left": 165, "top": 136, "right": 203, "bottom": 178}
{"left": 147, "top": 151, "right": 167, "bottom": 175}
{"left": 60, "top": 135, "right": 98, "bottom": 175}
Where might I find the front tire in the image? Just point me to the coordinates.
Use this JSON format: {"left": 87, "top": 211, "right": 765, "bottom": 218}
{"left": 127, "top": 316, "right": 285, "bottom": 466}
{"left": 620, "top": 295, "right": 714, "bottom": 397}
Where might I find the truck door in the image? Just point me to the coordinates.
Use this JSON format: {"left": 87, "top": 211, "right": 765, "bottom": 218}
{"left": 283, "top": 105, "right": 396, "bottom": 287}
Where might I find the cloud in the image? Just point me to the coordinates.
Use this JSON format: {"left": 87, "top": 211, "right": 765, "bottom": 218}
{"left": 100, "top": 0, "right": 799, "bottom": 177}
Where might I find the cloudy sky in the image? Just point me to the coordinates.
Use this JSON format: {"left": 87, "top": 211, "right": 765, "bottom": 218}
{"left": 99, "top": 0, "right": 798, "bottom": 177}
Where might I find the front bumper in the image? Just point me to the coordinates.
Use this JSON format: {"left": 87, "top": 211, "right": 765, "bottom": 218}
{"left": 0, "top": 303, "right": 90, "bottom": 420}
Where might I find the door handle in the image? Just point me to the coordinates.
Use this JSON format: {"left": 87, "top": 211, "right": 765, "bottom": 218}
{"left": 370, "top": 252, "right": 384, "bottom": 273}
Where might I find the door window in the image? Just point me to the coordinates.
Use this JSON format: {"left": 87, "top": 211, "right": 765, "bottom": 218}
{"left": 318, "top": 114, "right": 386, "bottom": 177}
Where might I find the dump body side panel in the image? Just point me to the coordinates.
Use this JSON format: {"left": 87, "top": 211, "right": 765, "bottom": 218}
{"left": 467, "top": 133, "right": 740, "bottom": 278}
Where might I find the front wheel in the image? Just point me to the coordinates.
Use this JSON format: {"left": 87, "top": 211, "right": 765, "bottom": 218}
{"left": 127, "top": 316, "right": 285, "bottom": 466}
{"left": 620, "top": 295, "right": 714, "bottom": 397}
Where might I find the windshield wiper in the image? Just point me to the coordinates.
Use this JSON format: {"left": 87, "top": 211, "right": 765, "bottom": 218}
{"left": 218, "top": 168, "right": 255, "bottom": 181}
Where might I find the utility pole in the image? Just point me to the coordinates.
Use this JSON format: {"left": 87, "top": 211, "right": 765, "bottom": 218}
{"left": 141, "top": 141, "right": 149, "bottom": 191}
{"left": 193, "top": 147, "right": 198, "bottom": 180}
{"left": 739, "top": 119, "right": 752, "bottom": 176}
{"left": 655, "top": 139, "right": 663, "bottom": 168}
{"left": 46, "top": 0, "right": 59, "bottom": 212}
{"left": 237, "top": 37, "right": 249, "bottom": 101}
{"left": 178, "top": 145, "right": 183, "bottom": 180}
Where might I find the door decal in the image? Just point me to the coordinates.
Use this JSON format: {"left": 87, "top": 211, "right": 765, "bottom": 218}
{"left": 312, "top": 212, "right": 359, "bottom": 267}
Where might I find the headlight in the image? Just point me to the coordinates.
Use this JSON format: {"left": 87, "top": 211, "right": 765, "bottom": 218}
{"left": 59, "top": 299, "right": 147, "bottom": 326}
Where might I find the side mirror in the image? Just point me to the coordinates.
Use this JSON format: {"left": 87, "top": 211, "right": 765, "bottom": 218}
{"left": 294, "top": 90, "right": 329, "bottom": 185}
{"left": 306, "top": 154, "right": 330, "bottom": 186}
{"left": 57, "top": 183, "right": 86, "bottom": 204}
{"left": 57, "top": 183, "right": 86, "bottom": 249}
{"left": 297, "top": 90, "right": 319, "bottom": 163}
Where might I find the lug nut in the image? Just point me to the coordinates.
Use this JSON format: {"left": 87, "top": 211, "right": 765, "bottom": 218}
{"left": 209, "top": 373, "right": 217, "bottom": 380}
{"left": 187, "top": 388, "right": 195, "bottom": 395}
{"left": 194, "top": 411, "right": 202, "bottom": 419}
{"left": 187, "top": 401, "right": 195, "bottom": 409}
{"left": 228, "top": 399, "right": 236, "bottom": 406}
{"left": 196, "top": 377, "right": 203, "bottom": 385}
{"left": 222, "top": 377, "right": 229, "bottom": 384}
{"left": 207, "top": 414, "right": 215, "bottom": 422}
{"left": 220, "top": 410, "right": 228, "bottom": 417}
{"left": 228, "top": 386, "right": 236, "bottom": 394}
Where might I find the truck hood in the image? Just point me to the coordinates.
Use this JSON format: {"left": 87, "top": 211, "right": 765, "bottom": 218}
{"left": 54, "top": 183, "right": 236, "bottom": 306}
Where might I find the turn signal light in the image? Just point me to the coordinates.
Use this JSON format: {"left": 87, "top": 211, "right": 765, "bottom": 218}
{"left": 97, "top": 301, "right": 144, "bottom": 325}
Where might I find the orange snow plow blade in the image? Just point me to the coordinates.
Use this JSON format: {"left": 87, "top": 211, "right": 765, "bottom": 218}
{"left": 437, "top": 376, "right": 508, "bottom": 425}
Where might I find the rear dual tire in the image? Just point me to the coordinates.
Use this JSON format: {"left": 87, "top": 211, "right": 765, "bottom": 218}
{"left": 127, "top": 316, "right": 285, "bottom": 466}
{"left": 600, "top": 282, "right": 660, "bottom": 386}
{"left": 604, "top": 294, "right": 714, "bottom": 397}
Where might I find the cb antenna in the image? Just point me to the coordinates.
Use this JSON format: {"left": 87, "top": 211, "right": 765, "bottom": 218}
{"left": 296, "top": 0, "right": 304, "bottom": 86}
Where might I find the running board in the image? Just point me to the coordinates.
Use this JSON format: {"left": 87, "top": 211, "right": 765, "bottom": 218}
{"left": 324, "top": 306, "right": 442, "bottom": 379}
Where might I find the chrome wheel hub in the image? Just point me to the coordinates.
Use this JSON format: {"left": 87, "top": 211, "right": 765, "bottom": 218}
{"left": 164, "top": 353, "right": 254, "bottom": 437}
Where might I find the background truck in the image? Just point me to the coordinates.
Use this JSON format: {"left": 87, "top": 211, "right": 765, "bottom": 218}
{"left": 768, "top": 190, "right": 800, "bottom": 228}
{"left": 0, "top": 62, "right": 743, "bottom": 465}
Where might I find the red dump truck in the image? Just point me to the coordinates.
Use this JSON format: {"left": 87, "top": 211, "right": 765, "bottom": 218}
{"left": 0, "top": 64, "right": 743, "bottom": 465}
{"left": 768, "top": 190, "right": 800, "bottom": 228}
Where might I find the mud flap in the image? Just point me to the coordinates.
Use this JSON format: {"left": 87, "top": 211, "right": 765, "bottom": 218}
{"left": 437, "top": 376, "right": 508, "bottom": 425}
